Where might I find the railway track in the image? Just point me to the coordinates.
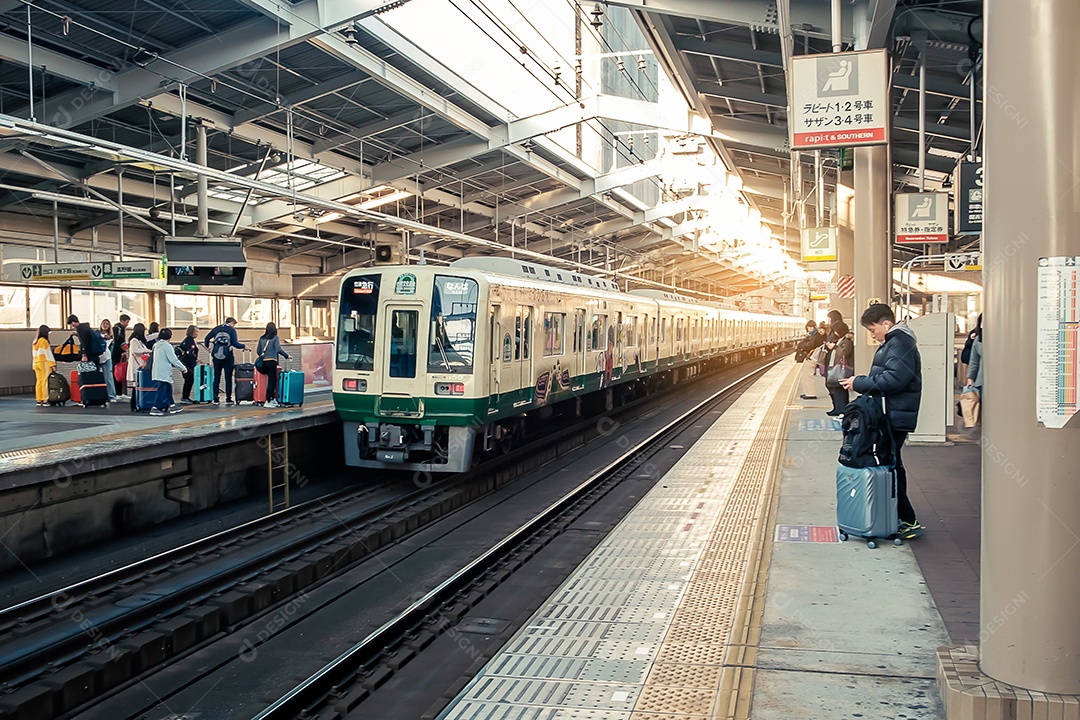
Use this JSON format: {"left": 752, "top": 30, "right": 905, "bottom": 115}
{"left": 0, "top": 349, "right": 789, "bottom": 719}
{"left": 253, "top": 360, "right": 780, "bottom": 719}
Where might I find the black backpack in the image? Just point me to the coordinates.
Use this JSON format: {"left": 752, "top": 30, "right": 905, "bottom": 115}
{"left": 960, "top": 334, "right": 975, "bottom": 364}
{"left": 838, "top": 393, "right": 895, "bottom": 468}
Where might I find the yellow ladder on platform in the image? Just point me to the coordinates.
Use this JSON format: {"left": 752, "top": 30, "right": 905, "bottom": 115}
{"left": 267, "top": 431, "right": 290, "bottom": 513}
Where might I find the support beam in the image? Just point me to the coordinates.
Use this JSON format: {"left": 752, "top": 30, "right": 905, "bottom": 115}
{"left": 34, "top": 0, "right": 398, "bottom": 129}
{"left": 312, "top": 110, "right": 421, "bottom": 154}
{"left": 609, "top": 0, "right": 841, "bottom": 40}
{"left": 695, "top": 80, "right": 787, "bottom": 108}
{"left": 671, "top": 36, "right": 783, "bottom": 67}
{"left": 233, "top": 70, "right": 371, "bottom": 125}
{"left": 0, "top": 34, "right": 116, "bottom": 91}
{"left": 893, "top": 115, "right": 970, "bottom": 142}
{"left": 892, "top": 72, "right": 973, "bottom": 101}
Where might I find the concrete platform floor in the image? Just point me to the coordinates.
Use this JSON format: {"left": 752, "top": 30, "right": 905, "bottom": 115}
{"left": 756, "top": 391, "right": 949, "bottom": 719}
{"left": 0, "top": 391, "right": 333, "bottom": 457}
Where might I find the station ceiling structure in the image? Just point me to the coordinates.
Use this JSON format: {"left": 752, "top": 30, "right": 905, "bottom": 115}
{"left": 0, "top": 0, "right": 983, "bottom": 298}
{"left": 622, "top": 0, "right": 984, "bottom": 260}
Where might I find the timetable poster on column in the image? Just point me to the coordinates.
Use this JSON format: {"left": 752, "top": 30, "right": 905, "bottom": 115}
{"left": 1037, "top": 256, "right": 1079, "bottom": 428}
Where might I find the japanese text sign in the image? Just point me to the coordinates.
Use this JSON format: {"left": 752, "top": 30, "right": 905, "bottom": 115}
{"left": 790, "top": 49, "right": 890, "bottom": 149}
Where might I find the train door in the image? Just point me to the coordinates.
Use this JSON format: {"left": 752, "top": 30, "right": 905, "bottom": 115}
{"left": 514, "top": 305, "right": 533, "bottom": 400}
{"left": 381, "top": 304, "right": 422, "bottom": 401}
{"left": 574, "top": 308, "right": 586, "bottom": 387}
{"left": 488, "top": 304, "right": 501, "bottom": 413}
{"left": 613, "top": 311, "right": 623, "bottom": 380}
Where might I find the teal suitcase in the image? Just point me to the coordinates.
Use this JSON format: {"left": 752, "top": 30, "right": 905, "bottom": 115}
{"left": 193, "top": 364, "right": 213, "bottom": 403}
{"left": 278, "top": 369, "right": 304, "bottom": 406}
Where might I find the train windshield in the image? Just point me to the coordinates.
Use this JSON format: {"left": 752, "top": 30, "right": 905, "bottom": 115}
{"left": 337, "top": 274, "right": 380, "bottom": 371}
{"left": 428, "top": 275, "right": 478, "bottom": 374}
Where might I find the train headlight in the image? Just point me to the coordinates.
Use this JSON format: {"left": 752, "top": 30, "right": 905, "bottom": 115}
{"left": 435, "top": 382, "right": 465, "bottom": 396}
{"left": 342, "top": 378, "right": 367, "bottom": 392}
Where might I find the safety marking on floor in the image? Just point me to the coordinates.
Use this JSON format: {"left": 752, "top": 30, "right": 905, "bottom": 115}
{"left": 798, "top": 418, "right": 842, "bottom": 432}
{"left": 774, "top": 524, "right": 839, "bottom": 543}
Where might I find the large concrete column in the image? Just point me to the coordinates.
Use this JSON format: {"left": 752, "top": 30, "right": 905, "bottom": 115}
{"left": 852, "top": 145, "right": 891, "bottom": 375}
{"left": 980, "top": 0, "right": 1080, "bottom": 694}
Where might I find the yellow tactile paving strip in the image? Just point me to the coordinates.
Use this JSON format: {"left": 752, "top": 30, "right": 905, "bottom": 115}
{"left": 633, "top": 363, "right": 796, "bottom": 719}
{"left": 437, "top": 362, "right": 798, "bottom": 720}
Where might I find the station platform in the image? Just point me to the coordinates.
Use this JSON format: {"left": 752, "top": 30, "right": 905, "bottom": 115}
{"left": 0, "top": 391, "right": 335, "bottom": 488}
{"left": 436, "top": 360, "right": 982, "bottom": 719}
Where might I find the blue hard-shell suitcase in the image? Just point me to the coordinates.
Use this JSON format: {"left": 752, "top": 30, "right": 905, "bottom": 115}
{"left": 134, "top": 368, "right": 158, "bottom": 412}
{"left": 193, "top": 364, "right": 213, "bottom": 403}
{"left": 277, "top": 369, "right": 304, "bottom": 406}
{"left": 836, "top": 464, "right": 899, "bottom": 547}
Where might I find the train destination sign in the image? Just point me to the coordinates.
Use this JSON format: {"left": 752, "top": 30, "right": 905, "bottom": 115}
{"left": 790, "top": 49, "right": 890, "bottom": 149}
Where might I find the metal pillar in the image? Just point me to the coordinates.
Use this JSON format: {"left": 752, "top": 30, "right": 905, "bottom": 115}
{"left": 195, "top": 122, "right": 209, "bottom": 238}
{"left": 981, "top": 0, "right": 1080, "bottom": 695}
{"left": 852, "top": 145, "right": 891, "bottom": 374}
{"left": 834, "top": 169, "right": 855, "bottom": 323}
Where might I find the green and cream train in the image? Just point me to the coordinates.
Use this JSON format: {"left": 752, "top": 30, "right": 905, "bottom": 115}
{"left": 334, "top": 257, "right": 805, "bottom": 472}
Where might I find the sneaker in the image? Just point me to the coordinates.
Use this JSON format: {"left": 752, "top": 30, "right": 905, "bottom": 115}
{"left": 36, "top": 402, "right": 44, "bottom": 407}
{"left": 212, "top": 399, "right": 221, "bottom": 405}
{"left": 179, "top": 398, "right": 194, "bottom": 404}
{"left": 265, "top": 400, "right": 279, "bottom": 408}
{"left": 898, "top": 521, "right": 925, "bottom": 539}
{"left": 169, "top": 406, "right": 184, "bottom": 415}
{"left": 149, "top": 408, "right": 165, "bottom": 416}
{"left": 226, "top": 400, "right": 235, "bottom": 406}
{"left": 800, "top": 394, "right": 818, "bottom": 400}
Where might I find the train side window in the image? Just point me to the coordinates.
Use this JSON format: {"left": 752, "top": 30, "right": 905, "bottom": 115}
{"left": 588, "top": 314, "right": 607, "bottom": 351}
{"left": 544, "top": 312, "right": 565, "bottom": 356}
{"left": 522, "top": 306, "right": 532, "bottom": 359}
{"left": 514, "top": 308, "right": 522, "bottom": 361}
{"left": 628, "top": 316, "right": 639, "bottom": 347}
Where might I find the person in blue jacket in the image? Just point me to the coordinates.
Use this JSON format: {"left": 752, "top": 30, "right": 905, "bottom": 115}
{"left": 204, "top": 317, "right": 245, "bottom": 405}
{"left": 839, "top": 303, "right": 924, "bottom": 539}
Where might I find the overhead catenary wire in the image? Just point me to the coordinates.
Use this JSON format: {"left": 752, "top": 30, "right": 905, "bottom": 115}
{"left": 19, "top": 0, "right": 649, "bottom": 237}
{"left": 14, "top": 2, "right": 681, "bottom": 272}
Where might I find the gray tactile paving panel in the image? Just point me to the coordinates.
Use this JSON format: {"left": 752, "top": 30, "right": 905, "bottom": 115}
{"left": 437, "top": 364, "right": 792, "bottom": 720}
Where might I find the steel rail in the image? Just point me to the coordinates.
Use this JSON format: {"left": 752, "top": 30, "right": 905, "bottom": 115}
{"left": 253, "top": 359, "right": 781, "bottom": 719}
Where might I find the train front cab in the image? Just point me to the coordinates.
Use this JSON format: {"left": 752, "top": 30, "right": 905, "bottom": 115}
{"left": 336, "top": 269, "right": 484, "bottom": 473}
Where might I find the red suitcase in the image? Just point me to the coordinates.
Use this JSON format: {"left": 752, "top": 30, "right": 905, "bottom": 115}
{"left": 69, "top": 370, "right": 81, "bottom": 404}
{"left": 253, "top": 370, "right": 269, "bottom": 405}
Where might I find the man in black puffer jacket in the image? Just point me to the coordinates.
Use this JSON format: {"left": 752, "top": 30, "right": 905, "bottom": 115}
{"left": 839, "top": 303, "right": 923, "bottom": 539}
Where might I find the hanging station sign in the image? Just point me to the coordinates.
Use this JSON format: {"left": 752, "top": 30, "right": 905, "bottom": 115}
{"left": 895, "top": 192, "right": 949, "bottom": 244}
{"left": 789, "top": 49, "right": 890, "bottom": 150}
{"left": 955, "top": 161, "right": 983, "bottom": 235}
{"left": 945, "top": 252, "right": 982, "bottom": 272}
{"left": 800, "top": 227, "right": 837, "bottom": 262}
{"left": 18, "top": 259, "right": 165, "bottom": 282}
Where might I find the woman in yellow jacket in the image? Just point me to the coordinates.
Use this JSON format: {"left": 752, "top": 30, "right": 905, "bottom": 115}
{"left": 32, "top": 325, "right": 56, "bottom": 406}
